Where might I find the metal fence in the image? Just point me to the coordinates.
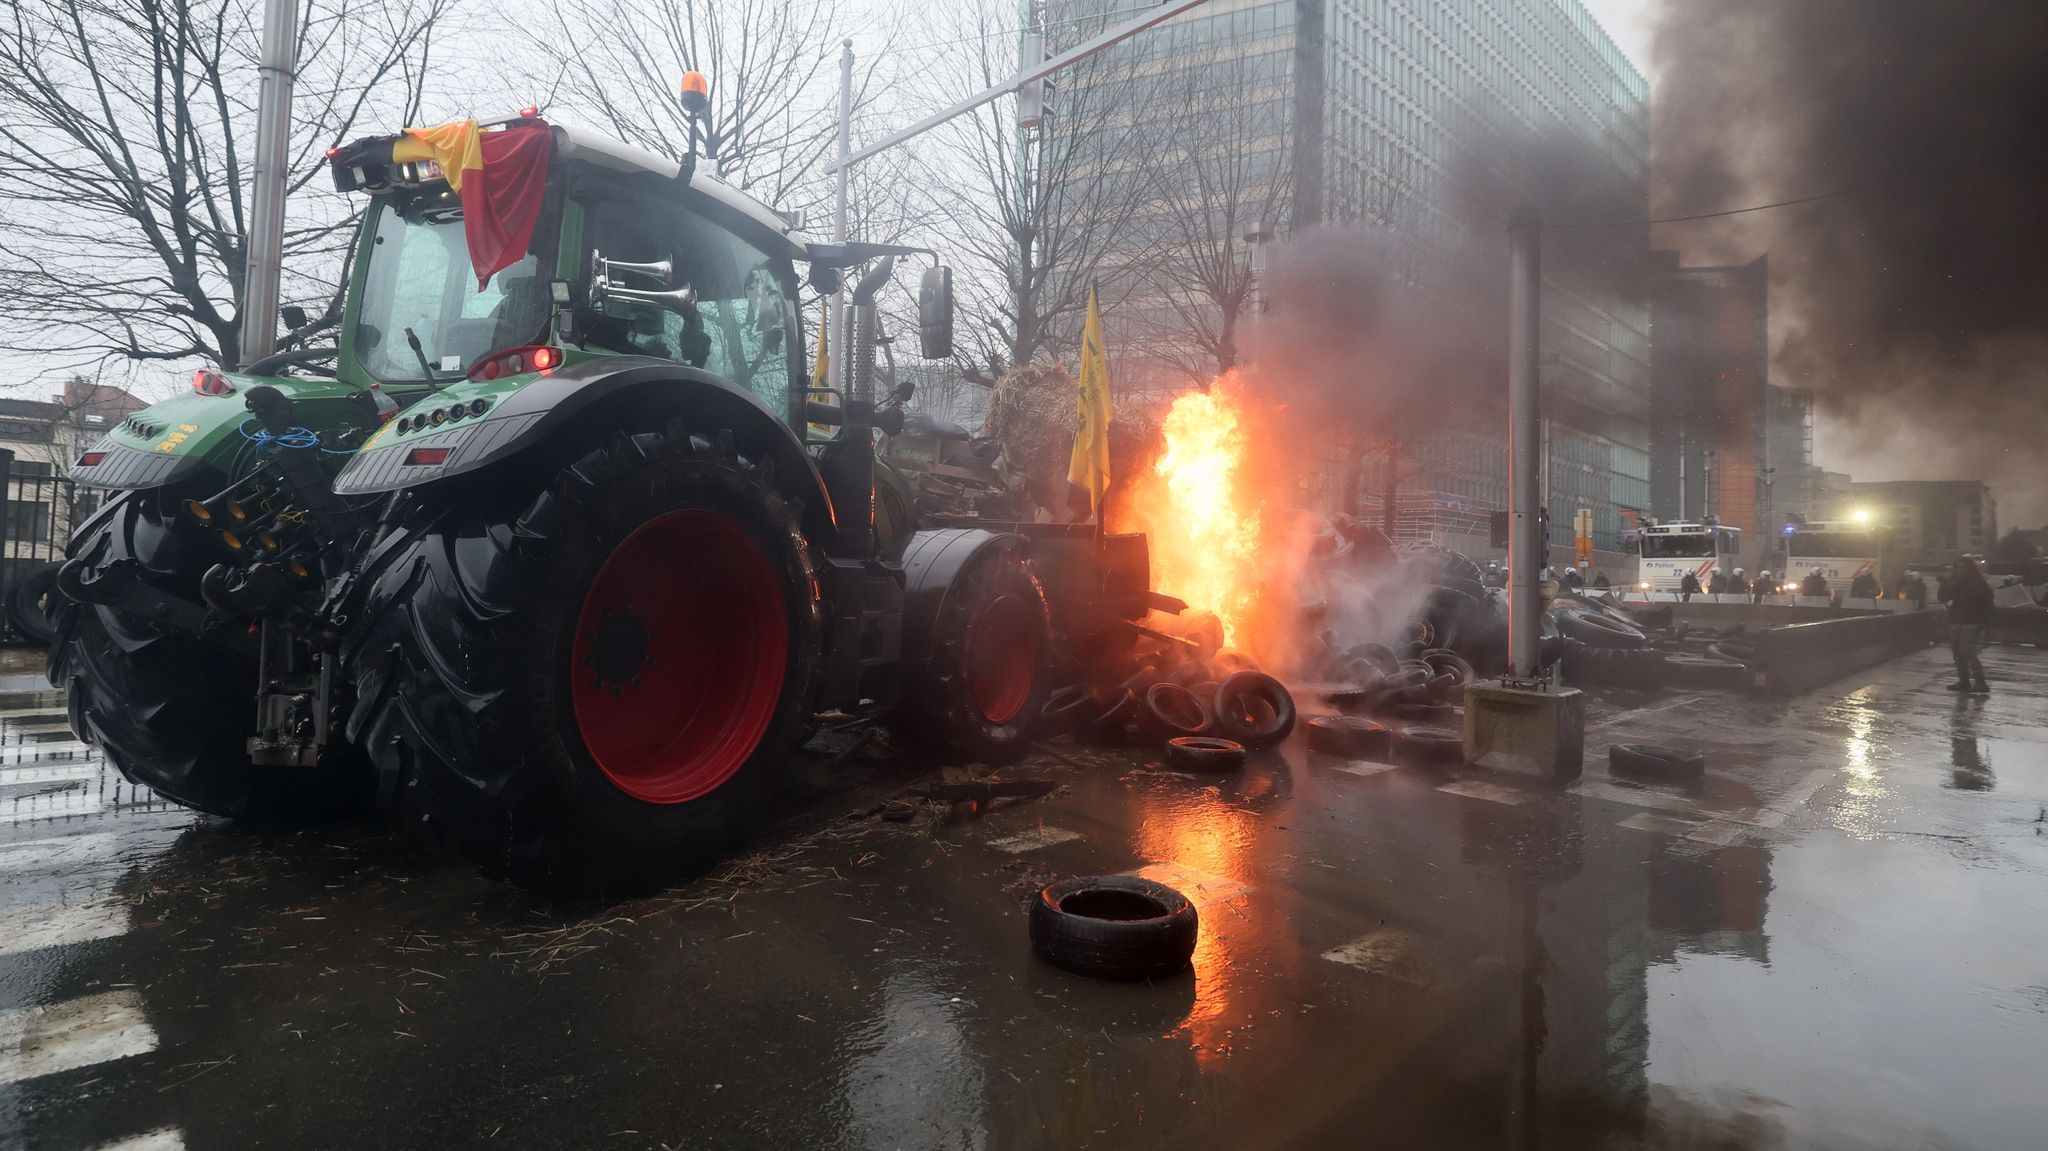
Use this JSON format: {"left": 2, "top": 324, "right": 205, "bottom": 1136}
{"left": 0, "top": 447, "right": 94, "bottom": 645}
{"left": 0, "top": 686, "right": 173, "bottom": 827}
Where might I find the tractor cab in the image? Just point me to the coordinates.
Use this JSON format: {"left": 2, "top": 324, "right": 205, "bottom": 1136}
{"left": 327, "top": 115, "right": 934, "bottom": 429}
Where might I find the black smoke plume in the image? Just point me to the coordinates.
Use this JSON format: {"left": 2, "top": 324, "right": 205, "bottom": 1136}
{"left": 1651, "top": 0, "right": 2048, "bottom": 525}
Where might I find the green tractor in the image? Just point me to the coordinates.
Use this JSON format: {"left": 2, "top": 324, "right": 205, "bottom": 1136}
{"left": 52, "top": 115, "right": 1147, "bottom": 892}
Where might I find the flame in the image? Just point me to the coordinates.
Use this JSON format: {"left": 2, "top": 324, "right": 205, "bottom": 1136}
{"left": 1121, "top": 373, "right": 1265, "bottom": 650}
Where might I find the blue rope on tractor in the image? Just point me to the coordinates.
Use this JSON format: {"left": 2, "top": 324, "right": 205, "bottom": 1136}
{"left": 236, "top": 417, "right": 354, "bottom": 455}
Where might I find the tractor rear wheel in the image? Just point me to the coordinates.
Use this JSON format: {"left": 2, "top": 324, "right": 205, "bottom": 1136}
{"left": 894, "top": 543, "right": 1051, "bottom": 765}
{"left": 344, "top": 425, "right": 822, "bottom": 894}
{"left": 48, "top": 491, "right": 368, "bottom": 823}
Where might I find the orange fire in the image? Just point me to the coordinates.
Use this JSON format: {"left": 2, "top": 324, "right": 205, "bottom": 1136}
{"left": 1115, "top": 370, "right": 1276, "bottom": 653}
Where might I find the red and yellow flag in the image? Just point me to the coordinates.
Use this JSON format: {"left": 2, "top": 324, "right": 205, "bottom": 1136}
{"left": 392, "top": 119, "right": 553, "bottom": 289}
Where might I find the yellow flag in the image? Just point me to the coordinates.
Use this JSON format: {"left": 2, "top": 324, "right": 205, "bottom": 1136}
{"left": 391, "top": 120, "right": 485, "bottom": 193}
{"left": 807, "top": 303, "right": 839, "bottom": 435}
{"left": 1067, "top": 285, "right": 1111, "bottom": 514}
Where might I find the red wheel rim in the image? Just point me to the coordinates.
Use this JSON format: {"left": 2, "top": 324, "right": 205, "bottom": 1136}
{"left": 569, "top": 509, "right": 787, "bottom": 804}
{"left": 965, "top": 592, "right": 1037, "bottom": 724}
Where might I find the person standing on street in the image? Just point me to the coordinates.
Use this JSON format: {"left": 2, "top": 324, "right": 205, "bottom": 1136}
{"left": 1941, "top": 557, "right": 1994, "bottom": 694}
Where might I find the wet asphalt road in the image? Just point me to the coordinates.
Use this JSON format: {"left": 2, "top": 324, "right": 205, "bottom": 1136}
{"left": 2, "top": 644, "right": 2045, "bottom": 1150}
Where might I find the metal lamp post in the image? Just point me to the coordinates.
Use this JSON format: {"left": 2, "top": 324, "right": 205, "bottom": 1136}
{"left": 1507, "top": 207, "right": 1542, "bottom": 677}
{"left": 237, "top": 0, "right": 299, "bottom": 367}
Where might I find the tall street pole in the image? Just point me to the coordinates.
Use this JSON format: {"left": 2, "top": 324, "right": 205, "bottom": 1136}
{"left": 238, "top": 0, "right": 299, "bottom": 367}
{"left": 832, "top": 39, "right": 853, "bottom": 394}
{"left": 1507, "top": 206, "right": 1542, "bottom": 678}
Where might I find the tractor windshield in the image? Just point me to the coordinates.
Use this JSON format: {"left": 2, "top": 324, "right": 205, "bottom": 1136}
{"left": 352, "top": 199, "right": 554, "bottom": 384}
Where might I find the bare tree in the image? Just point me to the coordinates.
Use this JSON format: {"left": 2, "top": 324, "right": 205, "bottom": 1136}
{"left": 0, "top": 0, "right": 450, "bottom": 375}
{"left": 534, "top": 0, "right": 887, "bottom": 217}
{"left": 1141, "top": 44, "right": 1296, "bottom": 383}
{"left": 905, "top": 0, "right": 1163, "bottom": 384}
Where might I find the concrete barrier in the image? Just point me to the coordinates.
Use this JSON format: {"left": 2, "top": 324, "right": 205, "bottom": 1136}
{"left": 1614, "top": 599, "right": 1899, "bottom": 629}
{"left": 1753, "top": 607, "right": 1949, "bottom": 694}
{"left": 1988, "top": 605, "right": 2048, "bottom": 647}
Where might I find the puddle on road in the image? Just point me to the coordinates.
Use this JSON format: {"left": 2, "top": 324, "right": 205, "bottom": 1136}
{"left": 0, "top": 650, "right": 2043, "bottom": 1148}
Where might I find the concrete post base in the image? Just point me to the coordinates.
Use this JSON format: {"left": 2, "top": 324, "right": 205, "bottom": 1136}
{"left": 1462, "top": 683, "right": 1586, "bottom": 785}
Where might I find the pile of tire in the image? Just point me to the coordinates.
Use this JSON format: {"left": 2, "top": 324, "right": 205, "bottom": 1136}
{"left": 1039, "top": 654, "right": 1297, "bottom": 774}
{"left": 1320, "top": 645, "right": 1472, "bottom": 723}
{"left": 1555, "top": 601, "right": 1658, "bottom": 687}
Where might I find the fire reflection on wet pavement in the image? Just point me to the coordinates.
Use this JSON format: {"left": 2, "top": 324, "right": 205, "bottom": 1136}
{"left": 2, "top": 645, "right": 2045, "bottom": 1150}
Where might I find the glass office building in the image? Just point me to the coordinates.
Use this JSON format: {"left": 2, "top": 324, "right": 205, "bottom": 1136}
{"left": 1050, "top": 0, "right": 1651, "bottom": 553}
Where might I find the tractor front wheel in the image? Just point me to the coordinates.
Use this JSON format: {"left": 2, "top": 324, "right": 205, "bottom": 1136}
{"left": 345, "top": 425, "right": 822, "bottom": 894}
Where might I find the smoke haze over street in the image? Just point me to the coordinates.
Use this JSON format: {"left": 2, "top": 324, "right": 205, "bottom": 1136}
{"left": 1650, "top": 0, "right": 2048, "bottom": 526}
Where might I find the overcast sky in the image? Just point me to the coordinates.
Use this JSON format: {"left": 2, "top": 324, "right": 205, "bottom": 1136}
{"left": 1577, "top": 0, "right": 1654, "bottom": 80}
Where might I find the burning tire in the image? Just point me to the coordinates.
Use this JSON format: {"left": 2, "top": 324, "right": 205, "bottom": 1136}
{"left": 1142, "top": 682, "right": 1212, "bottom": 739}
{"left": 1040, "top": 684, "right": 1102, "bottom": 735}
{"left": 895, "top": 537, "right": 1052, "bottom": 764}
{"left": 50, "top": 491, "right": 367, "bottom": 823}
{"left": 1210, "top": 672, "right": 1296, "bottom": 748}
{"left": 344, "top": 425, "right": 822, "bottom": 894}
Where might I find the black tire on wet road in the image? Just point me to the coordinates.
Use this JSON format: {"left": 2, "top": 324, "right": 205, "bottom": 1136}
{"left": 1163, "top": 735, "right": 1247, "bottom": 772}
{"left": 343, "top": 424, "right": 823, "bottom": 895}
{"left": 1304, "top": 715, "right": 1392, "bottom": 758}
{"left": 49, "top": 490, "right": 368, "bottom": 823}
{"left": 1393, "top": 724, "right": 1465, "bottom": 764}
{"left": 1029, "top": 874, "right": 1199, "bottom": 981}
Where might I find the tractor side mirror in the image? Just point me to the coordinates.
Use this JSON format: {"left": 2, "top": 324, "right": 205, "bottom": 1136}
{"left": 280, "top": 305, "right": 309, "bottom": 330}
{"left": 918, "top": 266, "right": 954, "bottom": 360}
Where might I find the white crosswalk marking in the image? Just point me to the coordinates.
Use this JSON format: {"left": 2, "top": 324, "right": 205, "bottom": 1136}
{"left": 1437, "top": 779, "right": 1531, "bottom": 806}
{"left": 87, "top": 1131, "right": 186, "bottom": 1151}
{"left": 0, "top": 896, "right": 130, "bottom": 958}
{"left": 0, "top": 792, "right": 109, "bottom": 827}
{"left": 1, "top": 764, "right": 99, "bottom": 787}
{"left": 0, "top": 990, "right": 157, "bottom": 1086}
{"left": 0, "top": 832, "right": 120, "bottom": 874}
{"left": 0, "top": 743, "right": 91, "bottom": 765}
